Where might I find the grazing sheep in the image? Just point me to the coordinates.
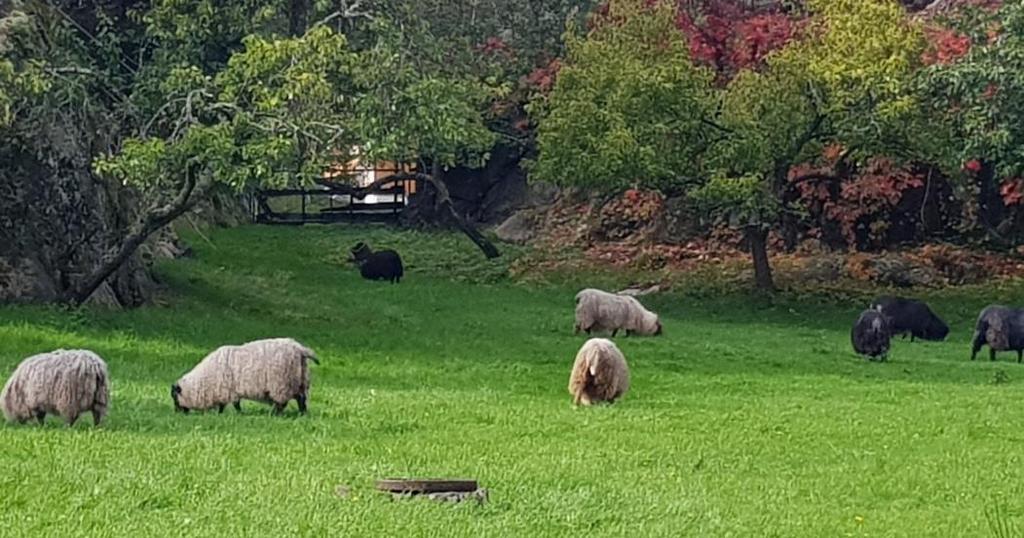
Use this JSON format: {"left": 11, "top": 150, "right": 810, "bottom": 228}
{"left": 172, "top": 338, "right": 318, "bottom": 415}
{"left": 568, "top": 338, "right": 630, "bottom": 406}
{"left": 1, "top": 349, "right": 109, "bottom": 426}
{"left": 574, "top": 288, "right": 662, "bottom": 337}
{"left": 870, "top": 295, "right": 949, "bottom": 342}
{"left": 851, "top": 310, "right": 892, "bottom": 361}
{"left": 971, "top": 305, "right": 1024, "bottom": 362}
{"left": 350, "top": 242, "right": 404, "bottom": 283}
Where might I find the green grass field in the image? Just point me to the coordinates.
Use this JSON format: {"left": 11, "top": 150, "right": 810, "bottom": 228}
{"left": 2, "top": 225, "right": 1024, "bottom": 537}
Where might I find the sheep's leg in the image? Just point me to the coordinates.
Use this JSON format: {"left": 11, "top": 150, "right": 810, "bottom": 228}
{"left": 65, "top": 413, "right": 79, "bottom": 427}
{"left": 971, "top": 332, "right": 985, "bottom": 360}
{"left": 91, "top": 409, "right": 103, "bottom": 426}
{"left": 991, "top": 349, "right": 997, "bottom": 362}
{"left": 573, "top": 323, "right": 580, "bottom": 335}
{"left": 611, "top": 329, "right": 618, "bottom": 337}
{"left": 910, "top": 334, "right": 916, "bottom": 343}
{"left": 296, "top": 393, "right": 308, "bottom": 415}
{"left": 234, "top": 401, "right": 242, "bottom": 413}
{"left": 34, "top": 410, "right": 45, "bottom": 425}
{"left": 272, "top": 402, "right": 286, "bottom": 415}
{"left": 218, "top": 404, "right": 226, "bottom": 414}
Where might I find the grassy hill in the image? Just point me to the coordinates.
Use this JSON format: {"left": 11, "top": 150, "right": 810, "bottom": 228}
{"left": 0, "top": 225, "right": 1022, "bottom": 536}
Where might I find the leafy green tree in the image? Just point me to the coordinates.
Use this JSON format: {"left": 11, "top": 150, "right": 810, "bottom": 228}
{"left": 352, "top": 20, "right": 501, "bottom": 257}
{"left": 377, "top": 0, "right": 594, "bottom": 77}
{"left": 530, "top": 0, "right": 716, "bottom": 193}
{"left": 4, "top": 0, "right": 519, "bottom": 305}
{"left": 84, "top": 27, "right": 359, "bottom": 304}
{"left": 700, "top": 0, "right": 924, "bottom": 289}
{"left": 916, "top": 1, "right": 1024, "bottom": 236}
{"left": 534, "top": 0, "right": 925, "bottom": 290}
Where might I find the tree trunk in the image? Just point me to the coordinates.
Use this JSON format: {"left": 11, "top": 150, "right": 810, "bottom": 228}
{"left": 745, "top": 226, "right": 775, "bottom": 292}
{"left": 429, "top": 162, "right": 500, "bottom": 259}
{"left": 976, "top": 159, "right": 1005, "bottom": 239}
{"left": 61, "top": 171, "right": 211, "bottom": 306}
{"left": 375, "top": 169, "right": 501, "bottom": 259}
{"left": 289, "top": 0, "right": 308, "bottom": 36}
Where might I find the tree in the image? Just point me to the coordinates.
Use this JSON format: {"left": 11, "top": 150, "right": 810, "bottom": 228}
{"left": 4, "top": 0, "right": 521, "bottom": 306}
{"left": 378, "top": 0, "right": 595, "bottom": 78}
{"left": 915, "top": 1, "right": 1024, "bottom": 238}
{"left": 84, "top": 27, "right": 359, "bottom": 304}
{"left": 698, "top": 0, "right": 926, "bottom": 289}
{"left": 533, "top": 0, "right": 926, "bottom": 290}
{"left": 1, "top": 0, "right": 364, "bottom": 306}
{"left": 351, "top": 20, "right": 502, "bottom": 258}
{"left": 530, "top": 0, "right": 716, "bottom": 194}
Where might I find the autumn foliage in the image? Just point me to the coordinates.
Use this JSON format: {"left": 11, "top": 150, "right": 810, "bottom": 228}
{"left": 1001, "top": 179, "right": 1024, "bottom": 206}
{"left": 790, "top": 151, "right": 925, "bottom": 249}
{"left": 522, "top": 58, "right": 562, "bottom": 94}
{"left": 920, "top": 25, "right": 971, "bottom": 65}
{"left": 589, "top": 0, "right": 799, "bottom": 79}
{"left": 674, "top": 2, "right": 799, "bottom": 78}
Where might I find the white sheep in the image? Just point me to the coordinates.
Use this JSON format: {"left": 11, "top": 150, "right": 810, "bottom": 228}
{"left": 574, "top": 288, "right": 662, "bottom": 337}
{"left": 172, "top": 338, "right": 318, "bottom": 415}
{"left": 568, "top": 338, "right": 630, "bottom": 406}
{"left": 1, "top": 349, "right": 110, "bottom": 426}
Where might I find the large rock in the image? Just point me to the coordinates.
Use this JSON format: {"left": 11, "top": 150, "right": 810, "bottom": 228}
{"left": 0, "top": 142, "right": 162, "bottom": 306}
{"left": 525, "top": 181, "right": 560, "bottom": 208}
{"left": 0, "top": 257, "right": 58, "bottom": 303}
{"left": 495, "top": 212, "right": 538, "bottom": 244}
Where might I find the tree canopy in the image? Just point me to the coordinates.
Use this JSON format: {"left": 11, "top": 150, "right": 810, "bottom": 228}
{"left": 530, "top": 0, "right": 715, "bottom": 192}
{"left": 1, "top": 0, "right": 540, "bottom": 303}
{"left": 532, "top": 0, "right": 933, "bottom": 290}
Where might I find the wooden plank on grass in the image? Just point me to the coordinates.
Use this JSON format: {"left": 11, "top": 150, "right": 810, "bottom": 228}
{"left": 375, "top": 479, "right": 478, "bottom": 493}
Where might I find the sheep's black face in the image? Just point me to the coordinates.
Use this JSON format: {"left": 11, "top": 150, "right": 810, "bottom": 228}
{"left": 654, "top": 321, "right": 663, "bottom": 336}
{"left": 171, "top": 384, "right": 186, "bottom": 412}
{"left": 350, "top": 242, "right": 372, "bottom": 263}
{"left": 924, "top": 318, "right": 950, "bottom": 341}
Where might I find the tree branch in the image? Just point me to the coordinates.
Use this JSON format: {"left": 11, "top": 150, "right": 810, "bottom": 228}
{"left": 62, "top": 168, "right": 213, "bottom": 305}
{"left": 700, "top": 117, "right": 734, "bottom": 134}
{"left": 46, "top": 66, "right": 97, "bottom": 76}
{"left": 311, "top": 1, "right": 374, "bottom": 30}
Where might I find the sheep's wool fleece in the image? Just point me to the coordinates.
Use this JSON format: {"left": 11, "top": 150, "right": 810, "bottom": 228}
{"left": 1, "top": 349, "right": 109, "bottom": 423}
{"left": 977, "top": 306, "right": 1017, "bottom": 350}
{"left": 575, "top": 288, "right": 660, "bottom": 335}
{"left": 176, "top": 338, "right": 315, "bottom": 410}
{"left": 568, "top": 338, "right": 630, "bottom": 405}
{"left": 851, "top": 310, "right": 890, "bottom": 359}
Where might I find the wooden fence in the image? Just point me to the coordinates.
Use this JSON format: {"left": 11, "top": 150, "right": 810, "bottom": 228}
{"left": 252, "top": 179, "right": 415, "bottom": 225}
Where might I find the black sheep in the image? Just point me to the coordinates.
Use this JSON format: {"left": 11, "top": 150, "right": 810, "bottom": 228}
{"left": 350, "top": 242, "right": 404, "bottom": 283}
{"left": 870, "top": 296, "right": 949, "bottom": 342}
{"left": 851, "top": 309, "right": 892, "bottom": 360}
{"left": 971, "top": 305, "right": 1024, "bottom": 362}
